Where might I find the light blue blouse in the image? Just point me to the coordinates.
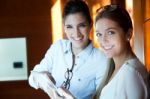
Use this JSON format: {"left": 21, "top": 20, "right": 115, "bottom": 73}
{"left": 29, "top": 39, "right": 110, "bottom": 99}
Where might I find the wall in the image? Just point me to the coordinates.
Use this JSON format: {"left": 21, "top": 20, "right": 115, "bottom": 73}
{"left": 0, "top": 0, "right": 148, "bottom": 98}
{"left": 133, "top": 0, "right": 145, "bottom": 64}
{"left": 0, "top": 0, "right": 51, "bottom": 99}
{"left": 144, "top": 0, "right": 150, "bottom": 71}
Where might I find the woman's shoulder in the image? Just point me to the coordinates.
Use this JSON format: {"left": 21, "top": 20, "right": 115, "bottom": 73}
{"left": 124, "top": 58, "right": 148, "bottom": 76}
{"left": 45, "top": 39, "right": 70, "bottom": 55}
{"left": 49, "top": 39, "right": 70, "bottom": 49}
{"left": 119, "top": 58, "right": 149, "bottom": 98}
{"left": 52, "top": 39, "right": 70, "bottom": 46}
{"left": 120, "top": 58, "right": 148, "bottom": 84}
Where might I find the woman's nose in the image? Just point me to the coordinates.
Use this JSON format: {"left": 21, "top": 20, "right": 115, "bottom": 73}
{"left": 98, "top": 35, "right": 109, "bottom": 44}
{"left": 72, "top": 28, "right": 81, "bottom": 37}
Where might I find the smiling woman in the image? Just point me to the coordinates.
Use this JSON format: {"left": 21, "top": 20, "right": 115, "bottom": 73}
{"left": 94, "top": 4, "right": 149, "bottom": 99}
{"left": 28, "top": 1, "right": 110, "bottom": 99}
{"left": 63, "top": 12, "right": 91, "bottom": 54}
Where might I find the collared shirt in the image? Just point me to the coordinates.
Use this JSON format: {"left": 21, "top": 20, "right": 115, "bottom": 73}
{"left": 29, "top": 39, "right": 110, "bottom": 99}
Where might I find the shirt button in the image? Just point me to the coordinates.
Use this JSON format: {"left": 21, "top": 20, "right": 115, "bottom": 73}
{"left": 65, "top": 50, "right": 68, "bottom": 54}
{"left": 78, "top": 79, "right": 81, "bottom": 81}
{"left": 77, "top": 56, "right": 79, "bottom": 58}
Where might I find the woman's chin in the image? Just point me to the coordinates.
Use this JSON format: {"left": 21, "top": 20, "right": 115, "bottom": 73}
{"left": 104, "top": 53, "right": 113, "bottom": 58}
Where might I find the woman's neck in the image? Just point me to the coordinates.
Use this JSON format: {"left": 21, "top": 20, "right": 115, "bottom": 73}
{"left": 72, "top": 47, "right": 83, "bottom": 56}
{"left": 71, "top": 40, "right": 90, "bottom": 56}
{"left": 107, "top": 46, "right": 136, "bottom": 83}
{"left": 113, "top": 46, "right": 136, "bottom": 70}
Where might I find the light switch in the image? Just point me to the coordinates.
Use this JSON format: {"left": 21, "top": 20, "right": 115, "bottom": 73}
{"left": 13, "top": 62, "right": 23, "bottom": 68}
{"left": 0, "top": 38, "right": 27, "bottom": 81}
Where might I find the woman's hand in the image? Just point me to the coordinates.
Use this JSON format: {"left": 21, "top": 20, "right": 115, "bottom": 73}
{"left": 47, "top": 87, "right": 76, "bottom": 99}
{"left": 58, "top": 87, "right": 76, "bottom": 99}
{"left": 31, "top": 71, "right": 56, "bottom": 94}
{"left": 31, "top": 71, "right": 75, "bottom": 99}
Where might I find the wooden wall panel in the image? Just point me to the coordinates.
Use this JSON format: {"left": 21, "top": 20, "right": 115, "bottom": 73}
{"left": 133, "top": 0, "right": 145, "bottom": 64}
{"left": 0, "top": 0, "right": 52, "bottom": 98}
{"left": 144, "top": 0, "right": 150, "bottom": 72}
{"left": 145, "top": 21, "right": 150, "bottom": 72}
{"left": 111, "top": 0, "right": 125, "bottom": 8}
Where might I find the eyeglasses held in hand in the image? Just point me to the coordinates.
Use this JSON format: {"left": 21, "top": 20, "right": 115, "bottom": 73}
{"left": 62, "top": 68, "right": 73, "bottom": 89}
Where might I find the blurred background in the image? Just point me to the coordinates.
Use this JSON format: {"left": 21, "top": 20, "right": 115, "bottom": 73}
{"left": 0, "top": 0, "right": 149, "bottom": 99}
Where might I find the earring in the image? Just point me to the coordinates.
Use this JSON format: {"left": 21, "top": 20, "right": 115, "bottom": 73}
{"left": 127, "top": 38, "right": 130, "bottom": 41}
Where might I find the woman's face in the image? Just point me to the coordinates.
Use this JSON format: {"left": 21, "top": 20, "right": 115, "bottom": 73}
{"left": 64, "top": 12, "right": 91, "bottom": 49}
{"left": 95, "top": 18, "right": 128, "bottom": 58}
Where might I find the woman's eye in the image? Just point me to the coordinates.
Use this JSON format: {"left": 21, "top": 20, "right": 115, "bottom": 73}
{"left": 96, "top": 33, "right": 102, "bottom": 37}
{"left": 80, "top": 24, "right": 86, "bottom": 27}
{"left": 66, "top": 25, "right": 72, "bottom": 29}
{"left": 108, "top": 31, "right": 115, "bottom": 35}
{"left": 79, "top": 23, "right": 88, "bottom": 28}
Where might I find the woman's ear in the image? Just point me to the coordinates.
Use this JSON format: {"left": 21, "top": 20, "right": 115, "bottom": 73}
{"left": 126, "top": 28, "right": 133, "bottom": 41}
{"left": 63, "top": 23, "right": 67, "bottom": 35}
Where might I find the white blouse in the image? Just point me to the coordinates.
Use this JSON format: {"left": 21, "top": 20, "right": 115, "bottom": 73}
{"left": 100, "top": 58, "right": 149, "bottom": 99}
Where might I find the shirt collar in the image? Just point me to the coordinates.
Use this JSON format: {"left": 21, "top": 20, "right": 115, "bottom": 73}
{"left": 63, "top": 41, "right": 94, "bottom": 60}
{"left": 64, "top": 41, "right": 72, "bottom": 54}
{"left": 77, "top": 41, "right": 93, "bottom": 61}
